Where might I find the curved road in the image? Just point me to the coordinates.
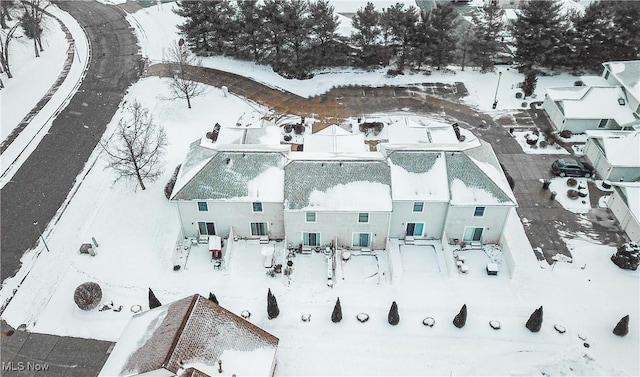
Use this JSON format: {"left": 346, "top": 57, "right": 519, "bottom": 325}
{"left": 1, "top": 0, "right": 141, "bottom": 282}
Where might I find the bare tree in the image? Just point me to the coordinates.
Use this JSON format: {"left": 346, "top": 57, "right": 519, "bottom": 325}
{"left": 164, "top": 39, "right": 205, "bottom": 109}
{"left": 101, "top": 101, "right": 167, "bottom": 191}
{"left": 0, "top": 21, "right": 19, "bottom": 78}
{"left": 20, "top": 0, "right": 49, "bottom": 57}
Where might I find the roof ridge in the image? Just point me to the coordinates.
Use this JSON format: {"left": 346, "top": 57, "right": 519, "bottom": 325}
{"left": 162, "top": 294, "right": 199, "bottom": 370}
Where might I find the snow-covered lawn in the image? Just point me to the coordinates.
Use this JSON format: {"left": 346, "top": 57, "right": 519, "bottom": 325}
{"left": 1, "top": 77, "right": 637, "bottom": 376}
{"left": 549, "top": 177, "right": 592, "bottom": 214}
{"left": 512, "top": 130, "right": 571, "bottom": 155}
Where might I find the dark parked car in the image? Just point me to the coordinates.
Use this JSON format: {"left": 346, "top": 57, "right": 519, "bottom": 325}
{"left": 551, "top": 158, "right": 595, "bottom": 178}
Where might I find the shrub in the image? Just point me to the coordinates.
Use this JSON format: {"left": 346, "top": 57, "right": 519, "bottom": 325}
{"left": 515, "top": 92, "right": 523, "bottom": 99}
{"left": 283, "top": 134, "right": 292, "bottom": 142}
{"left": 164, "top": 164, "right": 182, "bottom": 199}
{"left": 567, "top": 178, "right": 578, "bottom": 187}
{"left": 613, "top": 315, "right": 629, "bottom": 336}
{"left": 267, "top": 288, "right": 280, "bottom": 319}
{"left": 388, "top": 301, "right": 399, "bottom": 325}
{"left": 149, "top": 288, "right": 162, "bottom": 309}
{"left": 331, "top": 298, "right": 342, "bottom": 323}
{"left": 453, "top": 304, "right": 467, "bottom": 328}
{"left": 559, "top": 130, "right": 573, "bottom": 139}
{"left": 208, "top": 292, "right": 219, "bottom": 305}
{"left": 526, "top": 306, "right": 543, "bottom": 332}
{"left": 500, "top": 163, "right": 515, "bottom": 190}
{"left": 574, "top": 80, "right": 584, "bottom": 86}
{"left": 74, "top": 282, "right": 102, "bottom": 311}
{"left": 294, "top": 123, "right": 305, "bottom": 135}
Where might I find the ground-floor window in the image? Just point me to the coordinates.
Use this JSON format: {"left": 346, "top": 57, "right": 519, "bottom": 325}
{"left": 406, "top": 222, "right": 424, "bottom": 237}
{"left": 303, "top": 232, "right": 320, "bottom": 247}
{"left": 463, "top": 227, "right": 483, "bottom": 242}
{"left": 250, "top": 222, "right": 268, "bottom": 236}
{"left": 352, "top": 233, "right": 371, "bottom": 247}
{"left": 198, "top": 222, "right": 216, "bottom": 235}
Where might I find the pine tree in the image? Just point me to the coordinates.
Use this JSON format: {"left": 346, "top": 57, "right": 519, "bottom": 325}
{"left": 388, "top": 301, "right": 400, "bottom": 325}
{"left": 408, "top": 11, "right": 433, "bottom": 71}
{"left": 280, "top": 0, "right": 311, "bottom": 76}
{"left": 208, "top": 292, "right": 219, "bottom": 305}
{"left": 453, "top": 304, "right": 467, "bottom": 328}
{"left": 521, "top": 69, "right": 538, "bottom": 98}
{"left": 351, "top": 2, "right": 382, "bottom": 66}
{"left": 613, "top": 315, "right": 629, "bottom": 337}
{"left": 236, "top": 0, "right": 267, "bottom": 62}
{"left": 267, "top": 288, "right": 280, "bottom": 319}
{"left": 173, "top": 1, "right": 215, "bottom": 53}
{"left": 149, "top": 288, "right": 162, "bottom": 309}
{"left": 380, "top": 3, "right": 418, "bottom": 71}
{"left": 425, "top": 3, "right": 460, "bottom": 70}
{"left": 308, "top": 0, "right": 339, "bottom": 65}
{"left": 260, "top": 0, "right": 288, "bottom": 67}
{"left": 468, "top": 2, "right": 505, "bottom": 72}
{"left": 331, "top": 297, "right": 342, "bottom": 323}
{"left": 526, "top": 306, "right": 543, "bottom": 332}
{"left": 512, "top": 0, "right": 565, "bottom": 71}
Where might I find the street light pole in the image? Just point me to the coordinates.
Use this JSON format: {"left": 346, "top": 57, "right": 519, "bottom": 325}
{"left": 33, "top": 220, "right": 50, "bottom": 252}
{"left": 492, "top": 71, "right": 503, "bottom": 109}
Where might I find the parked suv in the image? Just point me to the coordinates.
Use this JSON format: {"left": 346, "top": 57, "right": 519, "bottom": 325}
{"left": 551, "top": 158, "right": 595, "bottom": 178}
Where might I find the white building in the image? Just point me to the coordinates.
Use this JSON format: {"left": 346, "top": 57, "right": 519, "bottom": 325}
{"left": 583, "top": 130, "right": 640, "bottom": 182}
{"left": 170, "top": 122, "right": 517, "bottom": 250}
{"left": 607, "top": 182, "right": 640, "bottom": 243}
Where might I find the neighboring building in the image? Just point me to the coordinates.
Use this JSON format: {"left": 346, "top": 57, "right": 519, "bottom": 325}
{"left": 170, "top": 122, "right": 517, "bottom": 249}
{"left": 99, "top": 294, "right": 279, "bottom": 377}
{"left": 543, "top": 61, "right": 640, "bottom": 133}
{"left": 303, "top": 124, "right": 367, "bottom": 152}
{"left": 584, "top": 130, "right": 640, "bottom": 182}
{"left": 607, "top": 182, "right": 640, "bottom": 243}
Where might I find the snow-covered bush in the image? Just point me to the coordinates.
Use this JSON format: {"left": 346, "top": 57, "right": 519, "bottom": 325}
{"left": 611, "top": 242, "right": 640, "bottom": 271}
{"left": 74, "top": 282, "right": 102, "bottom": 311}
{"left": 613, "top": 315, "right": 629, "bottom": 336}
{"left": 526, "top": 306, "right": 543, "bottom": 332}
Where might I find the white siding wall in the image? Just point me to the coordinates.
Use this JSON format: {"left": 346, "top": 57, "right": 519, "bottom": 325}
{"left": 608, "top": 167, "right": 640, "bottom": 182}
{"left": 283, "top": 210, "right": 390, "bottom": 250}
{"left": 608, "top": 190, "right": 640, "bottom": 243}
{"left": 563, "top": 118, "right": 602, "bottom": 133}
{"left": 444, "top": 205, "right": 511, "bottom": 244}
{"left": 176, "top": 201, "right": 284, "bottom": 239}
{"left": 543, "top": 96, "right": 565, "bottom": 131}
{"left": 584, "top": 139, "right": 612, "bottom": 180}
{"left": 388, "top": 201, "right": 448, "bottom": 239}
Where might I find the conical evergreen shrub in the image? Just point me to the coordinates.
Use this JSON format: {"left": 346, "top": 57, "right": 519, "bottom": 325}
{"left": 208, "top": 292, "right": 219, "bottom": 305}
{"left": 613, "top": 315, "right": 629, "bottom": 336}
{"left": 453, "top": 304, "right": 467, "bottom": 328}
{"left": 526, "top": 306, "right": 543, "bottom": 332}
{"left": 388, "top": 301, "right": 399, "bottom": 325}
{"left": 148, "top": 288, "right": 162, "bottom": 309}
{"left": 267, "top": 288, "right": 280, "bottom": 319}
{"left": 331, "top": 298, "right": 342, "bottom": 323}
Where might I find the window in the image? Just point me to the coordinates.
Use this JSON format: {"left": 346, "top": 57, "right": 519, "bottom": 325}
{"left": 474, "top": 207, "right": 485, "bottom": 217}
{"left": 598, "top": 119, "right": 608, "bottom": 128}
{"left": 306, "top": 212, "right": 316, "bottom": 222}
{"left": 463, "top": 227, "right": 483, "bottom": 242}
{"left": 358, "top": 213, "right": 369, "bottom": 223}
{"left": 197, "top": 202, "right": 208, "bottom": 212}
{"left": 198, "top": 222, "right": 216, "bottom": 235}
{"left": 303, "top": 232, "right": 320, "bottom": 247}
{"left": 252, "top": 202, "right": 263, "bottom": 212}
{"left": 413, "top": 202, "right": 424, "bottom": 212}
{"left": 250, "top": 222, "right": 268, "bottom": 236}
{"left": 352, "top": 233, "right": 371, "bottom": 247}
{"left": 604, "top": 70, "right": 610, "bottom": 80}
{"left": 406, "top": 223, "right": 424, "bottom": 237}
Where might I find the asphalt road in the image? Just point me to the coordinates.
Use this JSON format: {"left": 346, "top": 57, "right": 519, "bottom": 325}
{"left": 1, "top": 0, "right": 141, "bottom": 282}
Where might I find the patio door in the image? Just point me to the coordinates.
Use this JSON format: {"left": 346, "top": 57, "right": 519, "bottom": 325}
{"left": 463, "top": 227, "right": 483, "bottom": 242}
{"left": 198, "top": 222, "right": 216, "bottom": 235}
{"left": 406, "top": 222, "right": 424, "bottom": 237}
{"left": 250, "top": 222, "right": 268, "bottom": 236}
{"left": 352, "top": 233, "right": 371, "bottom": 248}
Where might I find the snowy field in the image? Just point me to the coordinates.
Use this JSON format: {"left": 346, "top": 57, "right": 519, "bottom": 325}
{"left": 1, "top": 77, "right": 637, "bottom": 376}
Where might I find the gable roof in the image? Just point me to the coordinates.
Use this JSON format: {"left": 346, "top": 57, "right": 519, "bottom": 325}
{"left": 303, "top": 125, "right": 367, "bottom": 152}
{"left": 547, "top": 86, "right": 636, "bottom": 125}
{"left": 171, "top": 143, "right": 287, "bottom": 201}
{"left": 387, "top": 151, "right": 450, "bottom": 201}
{"left": 613, "top": 182, "right": 640, "bottom": 224}
{"left": 603, "top": 60, "right": 640, "bottom": 103}
{"left": 586, "top": 130, "right": 640, "bottom": 167}
{"left": 284, "top": 160, "right": 392, "bottom": 211}
{"left": 99, "top": 294, "right": 278, "bottom": 377}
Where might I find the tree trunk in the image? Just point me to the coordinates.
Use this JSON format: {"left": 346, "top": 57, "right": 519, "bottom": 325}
{"left": 0, "top": 8, "right": 8, "bottom": 29}
{"left": 186, "top": 93, "right": 191, "bottom": 109}
{"left": 36, "top": 35, "right": 43, "bottom": 52}
{"left": 33, "top": 38, "right": 39, "bottom": 57}
{"left": 136, "top": 170, "right": 146, "bottom": 190}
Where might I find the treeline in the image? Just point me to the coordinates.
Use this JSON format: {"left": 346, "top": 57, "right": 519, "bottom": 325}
{"left": 174, "top": 0, "right": 640, "bottom": 79}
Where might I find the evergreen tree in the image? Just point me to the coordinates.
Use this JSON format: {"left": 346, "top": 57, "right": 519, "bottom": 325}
{"left": 331, "top": 297, "right": 342, "bottom": 323}
{"left": 267, "top": 288, "right": 280, "bottom": 319}
{"left": 308, "top": 0, "right": 340, "bottom": 65}
{"left": 457, "top": 23, "right": 474, "bottom": 71}
{"left": 351, "top": 2, "right": 382, "bottom": 66}
{"left": 380, "top": 3, "right": 418, "bottom": 70}
{"left": 453, "top": 304, "right": 467, "bottom": 328}
{"left": 468, "top": 2, "right": 505, "bottom": 72}
{"left": 235, "top": 0, "right": 266, "bottom": 62}
{"left": 174, "top": 1, "right": 216, "bottom": 53}
{"left": 512, "top": 0, "right": 565, "bottom": 71}
{"left": 208, "top": 292, "right": 219, "bottom": 305}
{"left": 149, "top": 288, "right": 162, "bottom": 309}
{"left": 521, "top": 69, "right": 538, "bottom": 98}
{"left": 388, "top": 301, "right": 400, "bottom": 325}
{"left": 408, "top": 11, "right": 433, "bottom": 71}
{"left": 426, "top": 3, "right": 459, "bottom": 70}
{"left": 280, "top": 0, "right": 311, "bottom": 76}
{"left": 613, "top": 315, "right": 629, "bottom": 337}
{"left": 526, "top": 306, "right": 543, "bottom": 332}
{"left": 260, "top": 0, "right": 288, "bottom": 66}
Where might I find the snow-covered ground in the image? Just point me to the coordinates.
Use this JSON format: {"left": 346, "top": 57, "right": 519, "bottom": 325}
{"left": 512, "top": 130, "right": 571, "bottom": 155}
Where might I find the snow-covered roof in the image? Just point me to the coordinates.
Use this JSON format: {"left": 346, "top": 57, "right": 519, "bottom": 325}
{"left": 548, "top": 86, "right": 636, "bottom": 124}
{"left": 284, "top": 160, "right": 392, "bottom": 211}
{"left": 304, "top": 125, "right": 368, "bottom": 152}
{"left": 586, "top": 131, "right": 640, "bottom": 167}
{"left": 99, "top": 294, "right": 278, "bottom": 377}
{"left": 386, "top": 118, "right": 459, "bottom": 144}
{"left": 171, "top": 146, "right": 287, "bottom": 201}
{"left": 613, "top": 182, "right": 640, "bottom": 224}
{"left": 217, "top": 125, "right": 281, "bottom": 145}
{"left": 603, "top": 61, "right": 640, "bottom": 103}
{"left": 387, "top": 151, "right": 449, "bottom": 201}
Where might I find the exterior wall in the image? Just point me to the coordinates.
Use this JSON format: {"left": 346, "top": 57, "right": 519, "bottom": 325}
{"left": 176, "top": 200, "right": 284, "bottom": 239}
{"left": 608, "top": 167, "right": 640, "bottom": 182}
{"left": 444, "top": 205, "right": 511, "bottom": 244}
{"left": 585, "top": 139, "right": 640, "bottom": 181}
{"left": 283, "top": 210, "right": 390, "bottom": 250}
{"left": 388, "top": 201, "right": 448, "bottom": 239}
{"left": 543, "top": 95, "right": 565, "bottom": 131}
{"left": 563, "top": 118, "right": 605, "bottom": 133}
{"left": 608, "top": 190, "right": 640, "bottom": 243}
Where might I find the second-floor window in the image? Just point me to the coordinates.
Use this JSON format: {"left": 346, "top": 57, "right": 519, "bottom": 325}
{"left": 306, "top": 212, "right": 316, "bottom": 222}
{"left": 474, "top": 206, "right": 485, "bottom": 217}
{"left": 197, "top": 202, "right": 208, "bottom": 212}
{"left": 413, "top": 202, "right": 424, "bottom": 212}
{"left": 358, "top": 213, "right": 369, "bottom": 223}
{"left": 252, "top": 202, "right": 263, "bottom": 212}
